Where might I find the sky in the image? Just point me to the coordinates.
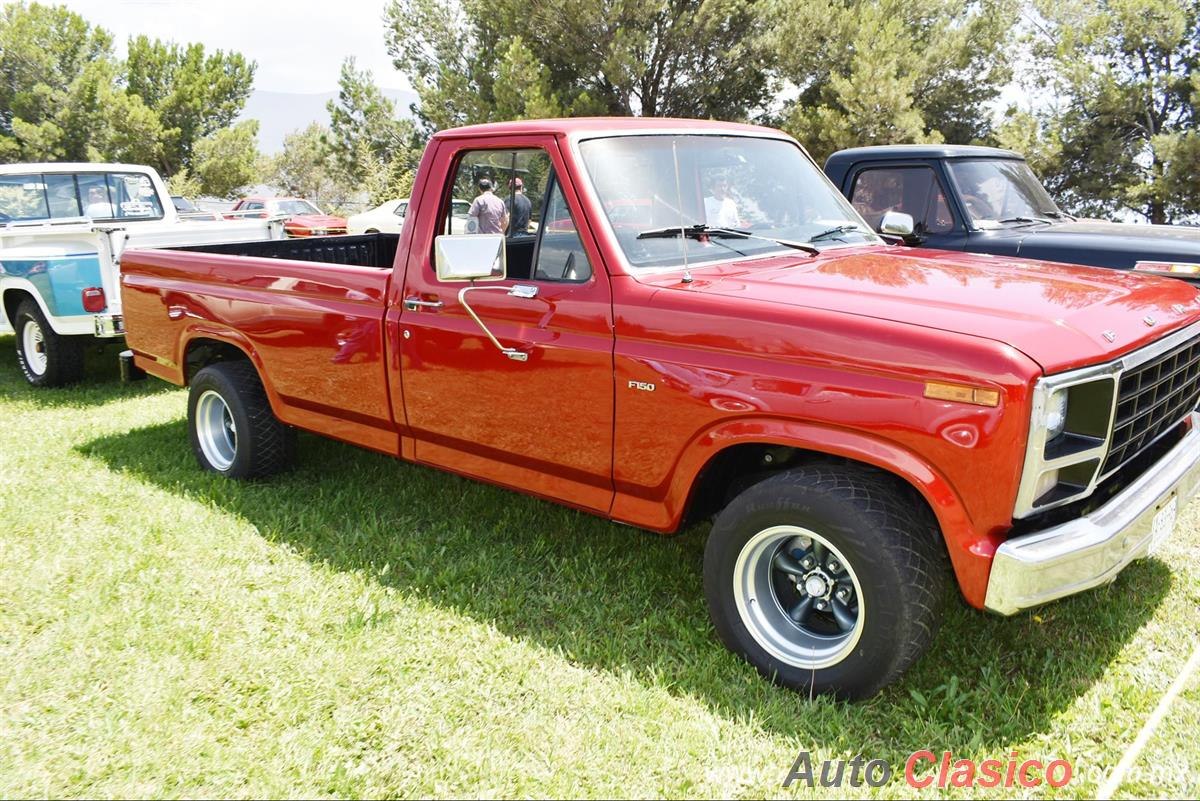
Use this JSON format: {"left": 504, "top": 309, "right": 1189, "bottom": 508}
{"left": 58, "top": 0, "right": 410, "bottom": 94}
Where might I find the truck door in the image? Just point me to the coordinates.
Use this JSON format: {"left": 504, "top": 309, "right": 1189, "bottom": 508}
{"left": 396, "top": 137, "right": 615, "bottom": 513}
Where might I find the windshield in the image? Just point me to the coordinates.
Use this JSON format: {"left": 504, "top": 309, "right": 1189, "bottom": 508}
{"left": 578, "top": 135, "right": 877, "bottom": 269}
{"left": 946, "top": 159, "right": 1061, "bottom": 226}
{"left": 276, "top": 199, "right": 322, "bottom": 215}
{"left": 0, "top": 171, "right": 165, "bottom": 223}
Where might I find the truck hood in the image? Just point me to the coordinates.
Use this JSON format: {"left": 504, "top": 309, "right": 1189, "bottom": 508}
{"left": 1012, "top": 219, "right": 1200, "bottom": 267}
{"left": 653, "top": 246, "right": 1200, "bottom": 374}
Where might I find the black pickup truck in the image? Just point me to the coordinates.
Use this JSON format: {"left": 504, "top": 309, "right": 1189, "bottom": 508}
{"left": 824, "top": 144, "right": 1200, "bottom": 281}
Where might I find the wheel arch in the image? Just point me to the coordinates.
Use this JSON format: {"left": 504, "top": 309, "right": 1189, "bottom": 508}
{"left": 619, "top": 417, "right": 998, "bottom": 609}
{"left": 179, "top": 331, "right": 287, "bottom": 421}
{"left": 2, "top": 281, "right": 59, "bottom": 333}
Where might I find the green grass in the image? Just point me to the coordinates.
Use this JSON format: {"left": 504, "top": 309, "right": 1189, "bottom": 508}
{"left": 0, "top": 336, "right": 1197, "bottom": 799}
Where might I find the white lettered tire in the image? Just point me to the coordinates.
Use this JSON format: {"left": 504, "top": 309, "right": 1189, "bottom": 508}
{"left": 13, "top": 299, "right": 85, "bottom": 387}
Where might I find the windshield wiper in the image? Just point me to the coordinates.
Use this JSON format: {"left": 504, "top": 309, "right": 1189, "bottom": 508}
{"left": 637, "top": 224, "right": 819, "bottom": 255}
{"left": 997, "top": 216, "right": 1053, "bottom": 226}
{"left": 807, "top": 223, "right": 864, "bottom": 243}
{"left": 1044, "top": 211, "right": 1077, "bottom": 222}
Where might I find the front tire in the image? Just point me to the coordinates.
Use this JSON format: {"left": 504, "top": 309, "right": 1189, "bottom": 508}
{"left": 704, "top": 463, "right": 945, "bottom": 700}
{"left": 13, "top": 299, "right": 86, "bottom": 387}
{"left": 188, "top": 361, "right": 295, "bottom": 479}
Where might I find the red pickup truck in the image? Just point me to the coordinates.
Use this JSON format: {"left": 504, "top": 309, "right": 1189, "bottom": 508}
{"left": 119, "top": 118, "right": 1200, "bottom": 699}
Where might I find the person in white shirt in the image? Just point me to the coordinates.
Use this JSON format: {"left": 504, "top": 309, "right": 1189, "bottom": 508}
{"left": 704, "top": 177, "right": 741, "bottom": 228}
{"left": 84, "top": 185, "right": 115, "bottom": 219}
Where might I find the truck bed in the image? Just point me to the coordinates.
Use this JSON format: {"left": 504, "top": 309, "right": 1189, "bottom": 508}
{"left": 120, "top": 232, "right": 400, "bottom": 455}
{"left": 177, "top": 232, "right": 399, "bottom": 269}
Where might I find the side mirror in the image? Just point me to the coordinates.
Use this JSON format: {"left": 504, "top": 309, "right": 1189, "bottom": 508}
{"left": 879, "top": 211, "right": 916, "bottom": 238}
{"left": 435, "top": 234, "right": 506, "bottom": 282}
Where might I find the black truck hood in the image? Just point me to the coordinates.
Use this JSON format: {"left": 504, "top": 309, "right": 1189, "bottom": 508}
{"left": 1011, "top": 219, "right": 1200, "bottom": 270}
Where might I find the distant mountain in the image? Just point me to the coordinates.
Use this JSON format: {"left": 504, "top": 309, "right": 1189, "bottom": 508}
{"left": 239, "top": 88, "right": 418, "bottom": 153}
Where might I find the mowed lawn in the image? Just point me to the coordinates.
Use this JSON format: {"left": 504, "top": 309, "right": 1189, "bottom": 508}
{"left": 0, "top": 336, "right": 1197, "bottom": 799}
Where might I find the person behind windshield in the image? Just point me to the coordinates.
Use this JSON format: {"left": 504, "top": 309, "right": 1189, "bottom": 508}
{"left": 506, "top": 177, "right": 532, "bottom": 236}
{"left": 468, "top": 178, "right": 507, "bottom": 234}
{"left": 704, "top": 177, "right": 742, "bottom": 228}
{"left": 953, "top": 164, "right": 1003, "bottom": 220}
{"left": 85, "top": 185, "right": 115, "bottom": 219}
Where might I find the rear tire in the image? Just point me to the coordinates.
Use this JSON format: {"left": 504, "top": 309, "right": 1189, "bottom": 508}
{"left": 187, "top": 361, "right": 295, "bottom": 479}
{"left": 13, "top": 298, "right": 86, "bottom": 387}
{"left": 703, "top": 463, "right": 945, "bottom": 700}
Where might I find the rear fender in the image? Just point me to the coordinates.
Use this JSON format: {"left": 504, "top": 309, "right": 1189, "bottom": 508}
{"left": 2, "top": 278, "right": 63, "bottom": 333}
{"left": 172, "top": 327, "right": 287, "bottom": 422}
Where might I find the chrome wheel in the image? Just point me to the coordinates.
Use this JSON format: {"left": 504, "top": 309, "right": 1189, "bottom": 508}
{"left": 21, "top": 317, "right": 47, "bottom": 376}
{"left": 733, "top": 525, "right": 864, "bottom": 669}
{"left": 195, "top": 390, "right": 237, "bottom": 471}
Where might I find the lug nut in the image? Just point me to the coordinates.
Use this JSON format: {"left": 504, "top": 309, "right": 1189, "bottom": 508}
{"left": 829, "top": 560, "right": 840, "bottom": 572}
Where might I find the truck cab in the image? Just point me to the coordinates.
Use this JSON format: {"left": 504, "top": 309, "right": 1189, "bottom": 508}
{"left": 824, "top": 144, "right": 1200, "bottom": 280}
{"left": 0, "top": 162, "right": 284, "bottom": 386}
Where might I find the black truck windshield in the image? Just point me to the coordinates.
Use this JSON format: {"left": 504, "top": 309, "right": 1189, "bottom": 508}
{"left": 946, "top": 159, "right": 1062, "bottom": 228}
{"left": 579, "top": 135, "right": 878, "bottom": 269}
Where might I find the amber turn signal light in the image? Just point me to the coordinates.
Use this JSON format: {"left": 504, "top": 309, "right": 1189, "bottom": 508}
{"left": 1133, "top": 260, "right": 1200, "bottom": 276}
{"left": 924, "top": 381, "right": 1000, "bottom": 407}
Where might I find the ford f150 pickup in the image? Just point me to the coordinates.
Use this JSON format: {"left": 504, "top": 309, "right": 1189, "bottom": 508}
{"left": 119, "top": 119, "right": 1200, "bottom": 699}
{"left": 824, "top": 144, "right": 1200, "bottom": 281}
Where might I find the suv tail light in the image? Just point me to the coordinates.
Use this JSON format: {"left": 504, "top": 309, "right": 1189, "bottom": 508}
{"left": 81, "top": 287, "right": 106, "bottom": 312}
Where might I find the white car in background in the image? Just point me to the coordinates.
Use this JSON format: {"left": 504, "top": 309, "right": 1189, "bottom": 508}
{"left": 347, "top": 198, "right": 474, "bottom": 235}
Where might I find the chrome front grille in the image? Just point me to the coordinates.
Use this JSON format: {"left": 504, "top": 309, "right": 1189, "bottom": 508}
{"left": 1102, "top": 334, "right": 1200, "bottom": 476}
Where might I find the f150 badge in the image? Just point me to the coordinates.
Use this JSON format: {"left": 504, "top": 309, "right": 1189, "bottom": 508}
{"left": 628, "top": 380, "right": 656, "bottom": 392}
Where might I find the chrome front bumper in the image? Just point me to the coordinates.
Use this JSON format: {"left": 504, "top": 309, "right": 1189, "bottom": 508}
{"left": 985, "top": 412, "right": 1200, "bottom": 615}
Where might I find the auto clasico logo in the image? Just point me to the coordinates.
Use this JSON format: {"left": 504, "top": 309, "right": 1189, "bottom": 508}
{"left": 783, "top": 750, "right": 1073, "bottom": 790}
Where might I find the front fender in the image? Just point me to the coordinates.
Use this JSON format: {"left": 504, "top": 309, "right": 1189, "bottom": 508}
{"left": 611, "top": 417, "right": 1002, "bottom": 609}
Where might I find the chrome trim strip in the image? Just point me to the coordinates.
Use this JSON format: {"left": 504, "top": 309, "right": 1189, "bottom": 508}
{"left": 987, "top": 412, "right": 1200, "bottom": 615}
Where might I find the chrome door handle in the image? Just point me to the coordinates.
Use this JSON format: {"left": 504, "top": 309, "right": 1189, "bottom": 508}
{"left": 404, "top": 297, "right": 444, "bottom": 311}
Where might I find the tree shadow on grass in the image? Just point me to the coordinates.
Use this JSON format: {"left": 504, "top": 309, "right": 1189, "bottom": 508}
{"left": 78, "top": 420, "right": 1171, "bottom": 757}
{"left": 0, "top": 336, "right": 176, "bottom": 409}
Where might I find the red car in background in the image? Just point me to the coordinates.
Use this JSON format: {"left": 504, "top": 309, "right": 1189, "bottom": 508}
{"left": 228, "top": 196, "right": 347, "bottom": 237}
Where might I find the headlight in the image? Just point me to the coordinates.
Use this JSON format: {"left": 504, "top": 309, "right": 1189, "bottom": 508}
{"left": 1014, "top": 370, "right": 1117, "bottom": 518}
{"left": 1044, "top": 389, "right": 1068, "bottom": 440}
